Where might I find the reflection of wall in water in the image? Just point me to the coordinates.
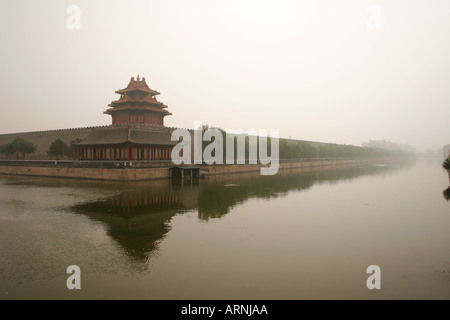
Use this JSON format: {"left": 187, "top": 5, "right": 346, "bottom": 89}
{"left": 72, "top": 159, "right": 415, "bottom": 264}
{"left": 196, "top": 161, "right": 415, "bottom": 220}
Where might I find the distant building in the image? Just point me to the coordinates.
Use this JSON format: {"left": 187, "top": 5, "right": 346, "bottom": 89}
{"left": 74, "top": 76, "right": 176, "bottom": 161}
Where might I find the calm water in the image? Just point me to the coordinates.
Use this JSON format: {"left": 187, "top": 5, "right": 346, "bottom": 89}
{"left": 1, "top": 159, "right": 450, "bottom": 300}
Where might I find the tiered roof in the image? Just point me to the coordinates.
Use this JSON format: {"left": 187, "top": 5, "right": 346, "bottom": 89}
{"left": 74, "top": 125, "right": 177, "bottom": 146}
{"left": 104, "top": 76, "right": 172, "bottom": 117}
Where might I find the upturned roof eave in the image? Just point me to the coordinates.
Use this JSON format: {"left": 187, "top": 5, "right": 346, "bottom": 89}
{"left": 115, "top": 87, "right": 160, "bottom": 95}
{"left": 103, "top": 107, "right": 172, "bottom": 115}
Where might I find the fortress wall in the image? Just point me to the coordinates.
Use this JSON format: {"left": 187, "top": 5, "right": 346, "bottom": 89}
{"left": 0, "top": 127, "right": 102, "bottom": 160}
{"left": 0, "top": 125, "right": 323, "bottom": 161}
{"left": 0, "top": 125, "right": 183, "bottom": 160}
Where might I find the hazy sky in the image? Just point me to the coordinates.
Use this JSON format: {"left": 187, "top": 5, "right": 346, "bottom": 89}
{"left": 1, "top": 0, "right": 449, "bottom": 151}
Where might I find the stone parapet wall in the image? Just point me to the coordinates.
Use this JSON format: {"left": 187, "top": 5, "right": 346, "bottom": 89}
{"left": 0, "top": 165, "right": 170, "bottom": 181}
{"left": 0, "top": 157, "right": 383, "bottom": 181}
{"left": 0, "top": 160, "right": 173, "bottom": 169}
{"left": 200, "top": 158, "right": 378, "bottom": 175}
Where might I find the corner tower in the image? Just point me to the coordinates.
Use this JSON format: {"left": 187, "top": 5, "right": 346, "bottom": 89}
{"left": 104, "top": 76, "right": 172, "bottom": 126}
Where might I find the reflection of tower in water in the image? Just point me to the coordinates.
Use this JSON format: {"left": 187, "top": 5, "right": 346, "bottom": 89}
{"left": 73, "top": 186, "right": 192, "bottom": 264}
{"left": 102, "top": 191, "right": 184, "bottom": 216}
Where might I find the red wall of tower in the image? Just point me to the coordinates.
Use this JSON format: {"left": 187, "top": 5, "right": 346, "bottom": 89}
{"left": 112, "top": 113, "right": 164, "bottom": 126}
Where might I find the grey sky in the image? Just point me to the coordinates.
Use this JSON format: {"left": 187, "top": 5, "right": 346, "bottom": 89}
{"left": 1, "top": 0, "right": 449, "bottom": 152}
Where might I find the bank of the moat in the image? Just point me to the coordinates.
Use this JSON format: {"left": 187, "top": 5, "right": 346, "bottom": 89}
{"left": 0, "top": 157, "right": 409, "bottom": 181}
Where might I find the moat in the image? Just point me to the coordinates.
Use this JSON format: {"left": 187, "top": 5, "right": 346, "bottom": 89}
{"left": 1, "top": 158, "right": 450, "bottom": 299}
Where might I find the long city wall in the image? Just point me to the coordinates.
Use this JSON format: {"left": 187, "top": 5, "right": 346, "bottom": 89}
{"left": 0, "top": 158, "right": 383, "bottom": 181}
{"left": 0, "top": 127, "right": 97, "bottom": 159}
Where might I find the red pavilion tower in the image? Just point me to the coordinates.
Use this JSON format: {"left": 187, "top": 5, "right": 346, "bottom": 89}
{"left": 74, "top": 76, "right": 176, "bottom": 161}
{"left": 104, "top": 76, "right": 172, "bottom": 126}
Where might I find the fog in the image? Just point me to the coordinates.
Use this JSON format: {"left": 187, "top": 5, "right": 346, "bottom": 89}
{"left": 1, "top": 0, "right": 449, "bottom": 152}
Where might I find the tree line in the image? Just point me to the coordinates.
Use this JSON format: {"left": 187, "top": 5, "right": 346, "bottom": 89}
{"left": 0, "top": 137, "right": 37, "bottom": 160}
{"left": 199, "top": 125, "right": 416, "bottom": 161}
{"left": 0, "top": 132, "right": 415, "bottom": 161}
{"left": 0, "top": 137, "right": 77, "bottom": 160}
{"left": 278, "top": 139, "right": 415, "bottom": 159}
